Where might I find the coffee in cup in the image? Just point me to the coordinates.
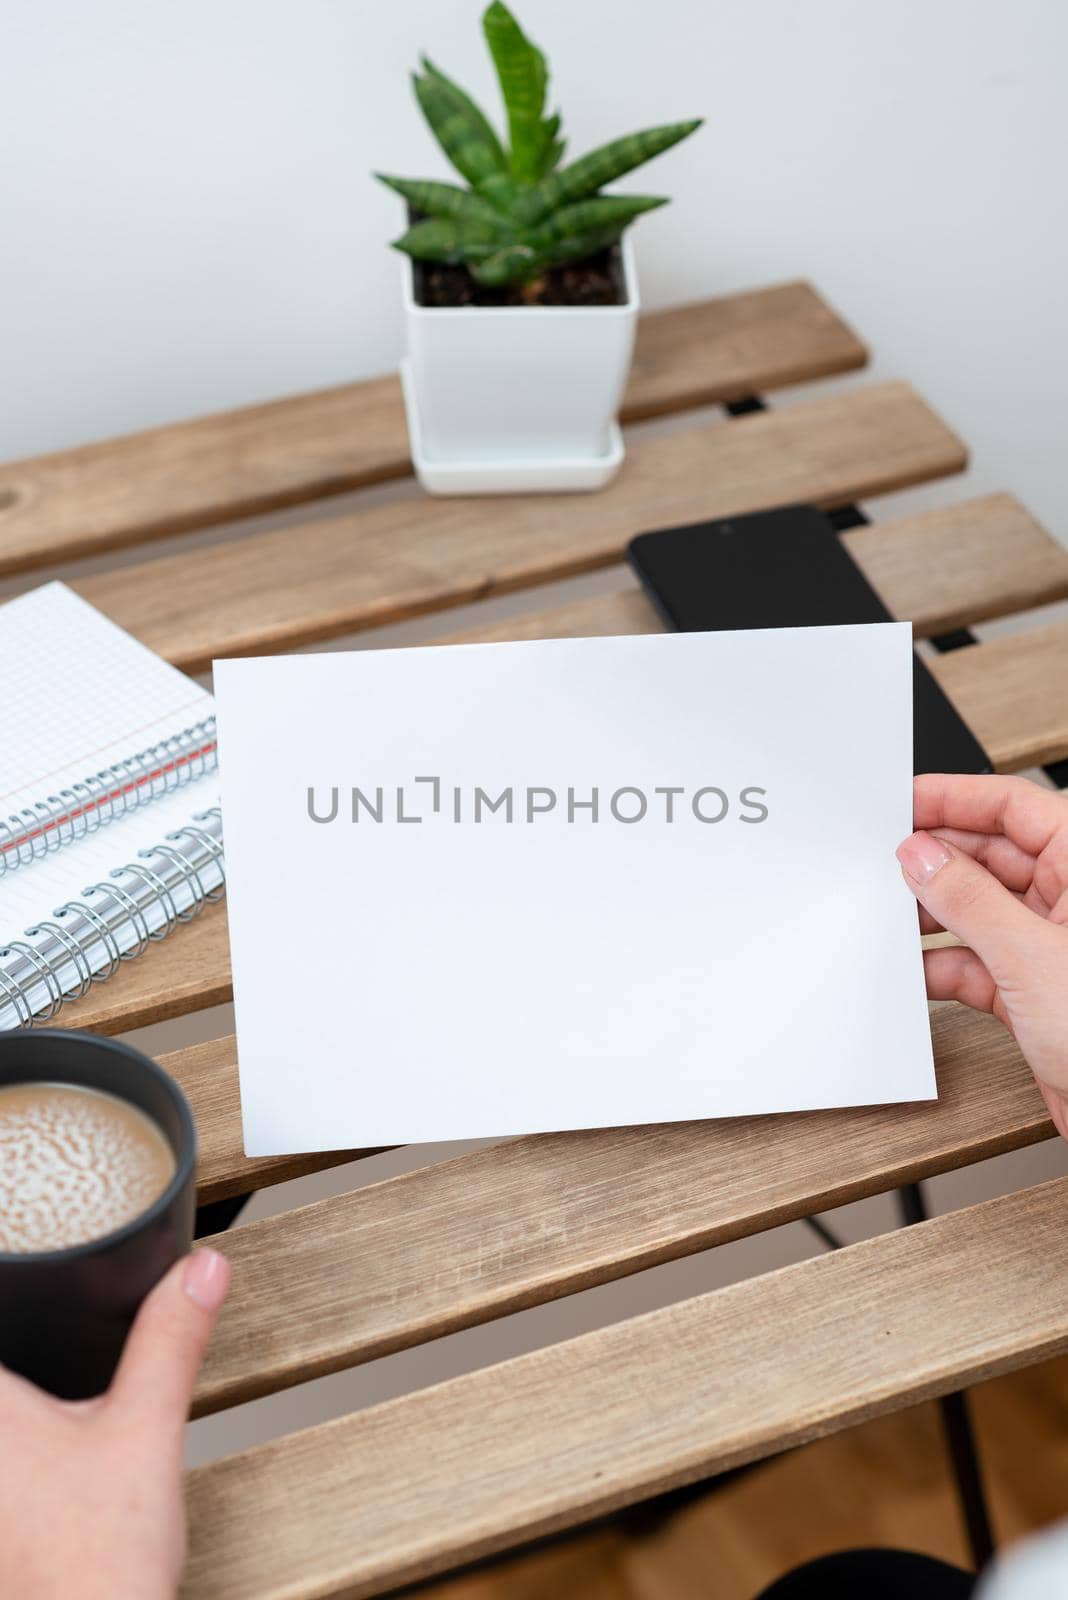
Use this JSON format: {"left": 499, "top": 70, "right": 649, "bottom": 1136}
{"left": 0, "top": 1081, "right": 177, "bottom": 1254}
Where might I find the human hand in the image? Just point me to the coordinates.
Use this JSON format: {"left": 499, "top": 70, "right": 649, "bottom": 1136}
{"left": 896, "top": 773, "right": 1068, "bottom": 1138}
{"left": 0, "top": 1247, "right": 230, "bottom": 1600}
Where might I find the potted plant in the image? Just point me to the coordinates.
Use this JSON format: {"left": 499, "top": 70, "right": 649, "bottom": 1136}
{"left": 376, "top": 2, "right": 701, "bottom": 495}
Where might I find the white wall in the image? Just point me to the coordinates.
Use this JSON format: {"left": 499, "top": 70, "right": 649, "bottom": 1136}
{"left": 2, "top": 0, "right": 1066, "bottom": 532}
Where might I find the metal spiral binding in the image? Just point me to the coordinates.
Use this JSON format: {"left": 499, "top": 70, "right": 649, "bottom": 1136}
{"left": 0, "top": 715, "right": 218, "bottom": 876}
{"left": 0, "top": 808, "right": 224, "bottom": 1031}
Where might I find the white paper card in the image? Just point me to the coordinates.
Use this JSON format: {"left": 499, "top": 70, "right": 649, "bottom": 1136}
{"left": 214, "top": 624, "right": 935, "bottom": 1154}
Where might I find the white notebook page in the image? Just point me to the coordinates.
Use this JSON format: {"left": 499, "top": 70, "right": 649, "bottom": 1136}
{"left": 0, "top": 583, "right": 212, "bottom": 816}
{"left": 0, "top": 583, "right": 218, "bottom": 952}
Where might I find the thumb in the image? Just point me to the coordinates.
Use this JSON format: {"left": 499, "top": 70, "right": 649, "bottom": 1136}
{"left": 896, "top": 829, "right": 1051, "bottom": 993}
{"left": 107, "top": 1247, "right": 230, "bottom": 1433}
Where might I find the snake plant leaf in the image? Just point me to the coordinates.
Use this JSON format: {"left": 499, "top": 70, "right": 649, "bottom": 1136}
{"left": 536, "top": 229, "right": 629, "bottom": 273}
{"left": 468, "top": 243, "right": 541, "bottom": 285}
{"left": 375, "top": 174, "right": 512, "bottom": 234}
{"left": 536, "top": 223, "right": 636, "bottom": 268}
{"left": 514, "top": 119, "right": 703, "bottom": 225}
{"left": 420, "top": 56, "right": 508, "bottom": 175}
{"left": 527, "top": 194, "right": 667, "bottom": 245}
{"left": 412, "top": 69, "right": 505, "bottom": 188}
{"left": 392, "top": 215, "right": 504, "bottom": 264}
{"left": 543, "top": 112, "right": 566, "bottom": 172}
{"left": 470, "top": 223, "right": 625, "bottom": 285}
{"left": 476, "top": 171, "right": 526, "bottom": 212}
{"left": 482, "top": 1, "right": 561, "bottom": 183}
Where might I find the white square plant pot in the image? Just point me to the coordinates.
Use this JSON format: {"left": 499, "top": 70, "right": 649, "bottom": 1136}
{"left": 400, "top": 234, "right": 639, "bottom": 495}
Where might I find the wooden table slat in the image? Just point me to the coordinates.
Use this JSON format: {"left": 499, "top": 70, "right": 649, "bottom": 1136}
{"left": 929, "top": 617, "right": 1068, "bottom": 772}
{"left": 74, "top": 381, "right": 966, "bottom": 674}
{"left": 839, "top": 491, "right": 1068, "bottom": 637}
{"left": 0, "top": 283, "right": 866, "bottom": 576}
{"left": 183, "top": 1169, "right": 1068, "bottom": 1599}
{"left": 190, "top": 1005, "right": 1052, "bottom": 1418}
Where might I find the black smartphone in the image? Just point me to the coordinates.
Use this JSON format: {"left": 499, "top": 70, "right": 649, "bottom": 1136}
{"left": 628, "top": 505, "right": 992, "bottom": 776}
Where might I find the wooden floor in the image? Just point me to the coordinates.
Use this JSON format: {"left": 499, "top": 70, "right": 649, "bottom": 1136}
{"left": 420, "top": 1354, "right": 1068, "bottom": 1598}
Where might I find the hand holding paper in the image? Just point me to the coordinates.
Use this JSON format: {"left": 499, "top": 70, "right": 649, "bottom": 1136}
{"left": 898, "top": 771, "right": 1068, "bottom": 1140}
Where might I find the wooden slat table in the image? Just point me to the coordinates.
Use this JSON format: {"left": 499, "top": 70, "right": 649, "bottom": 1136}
{"left": 4, "top": 281, "right": 1068, "bottom": 1600}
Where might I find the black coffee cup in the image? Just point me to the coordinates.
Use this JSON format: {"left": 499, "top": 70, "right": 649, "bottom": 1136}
{"left": 0, "top": 1029, "right": 197, "bottom": 1399}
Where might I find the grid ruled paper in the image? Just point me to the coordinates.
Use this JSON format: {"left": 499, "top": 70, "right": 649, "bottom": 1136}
{"left": 0, "top": 583, "right": 219, "bottom": 951}
{"left": 1, "top": 583, "right": 211, "bottom": 814}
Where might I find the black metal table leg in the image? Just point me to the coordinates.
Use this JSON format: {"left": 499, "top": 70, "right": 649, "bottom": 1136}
{"left": 898, "top": 1182, "right": 996, "bottom": 1568}
{"left": 803, "top": 1213, "right": 845, "bottom": 1250}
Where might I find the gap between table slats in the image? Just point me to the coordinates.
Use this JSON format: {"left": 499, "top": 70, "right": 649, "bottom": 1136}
{"left": 71, "top": 380, "right": 966, "bottom": 672}
{"left": 0, "top": 282, "right": 867, "bottom": 575}
{"left": 189, "top": 1004, "right": 1052, "bottom": 1418}
{"left": 182, "top": 1169, "right": 1068, "bottom": 1600}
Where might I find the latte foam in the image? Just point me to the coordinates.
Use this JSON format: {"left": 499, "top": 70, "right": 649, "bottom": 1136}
{"left": 0, "top": 1081, "right": 176, "bottom": 1253}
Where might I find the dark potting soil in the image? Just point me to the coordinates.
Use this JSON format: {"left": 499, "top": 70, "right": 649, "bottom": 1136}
{"left": 413, "top": 245, "right": 626, "bottom": 308}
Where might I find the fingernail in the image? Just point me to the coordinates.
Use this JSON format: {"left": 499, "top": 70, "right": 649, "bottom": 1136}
{"left": 896, "top": 830, "right": 952, "bottom": 885}
{"left": 183, "top": 1248, "right": 231, "bottom": 1312}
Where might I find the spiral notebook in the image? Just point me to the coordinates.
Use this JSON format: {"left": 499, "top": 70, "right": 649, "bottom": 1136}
{"left": 0, "top": 583, "right": 225, "bottom": 1030}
